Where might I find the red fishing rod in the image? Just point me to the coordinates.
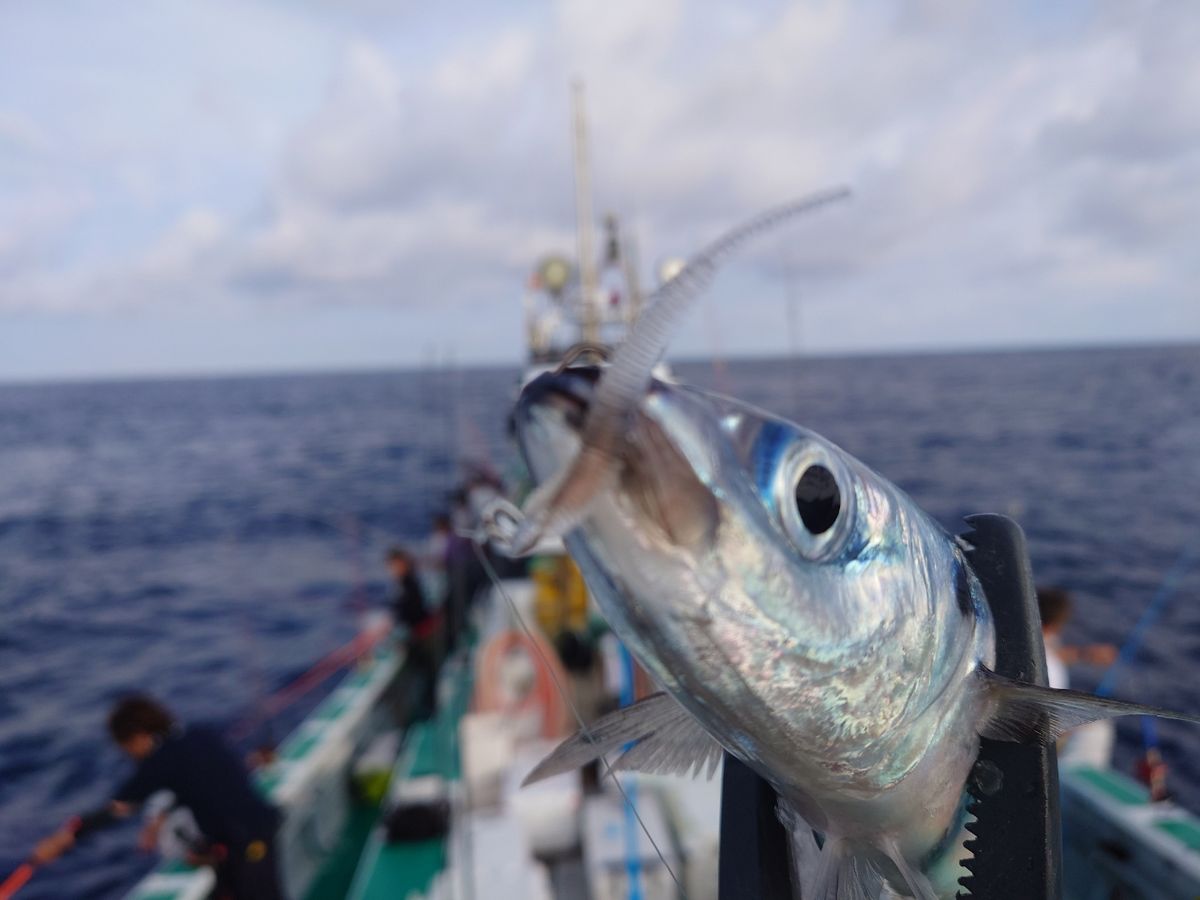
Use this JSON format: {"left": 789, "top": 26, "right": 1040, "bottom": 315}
{"left": 0, "top": 816, "right": 83, "bottom": 899}
{"left": 227, "top": 620, "right": 389, "bottom": 744}
{"left": 0, "top": 862, "right": 35, "bottom": 900}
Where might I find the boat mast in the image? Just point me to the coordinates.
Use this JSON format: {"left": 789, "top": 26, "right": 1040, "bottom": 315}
{"left": 571, "top": 80, "right": 599, "bottom": 344}
{"left": 622, "top": 231, "right": 643, "bottom": 325}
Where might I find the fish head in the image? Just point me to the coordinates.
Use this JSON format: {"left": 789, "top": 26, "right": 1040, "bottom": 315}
{"left": 515, "top": 365, "right": 990, "bottom": 795}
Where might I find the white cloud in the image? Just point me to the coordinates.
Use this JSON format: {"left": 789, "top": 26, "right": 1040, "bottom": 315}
{"left": 1, "top": 0, "right": 1198, "bottom": 371}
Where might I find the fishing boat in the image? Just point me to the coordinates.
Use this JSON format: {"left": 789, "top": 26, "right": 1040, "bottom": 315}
{"left": 117, "top": 89, "right": 1200, "bottom": 900}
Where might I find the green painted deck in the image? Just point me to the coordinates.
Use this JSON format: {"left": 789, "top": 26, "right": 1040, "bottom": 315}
{"left": 1071, "top": 766, "right": 1150, "bottom": 805}
{"left": 354, "top": 838, "right": 446, "bottom": 900}
{"left": 302, "top": 802, "right": 382, "bottom": 900}
{"left": 280, "top": 730, "right": 322, "bottom": 762}
{"left": 1156, "top": 818, "right": 1200, "bottom": 852}
{"left": 348, "top": 662, "right": 472, "bottom": 900}
{"left": 314, "top": 694, "right": 353, "bottom": 721}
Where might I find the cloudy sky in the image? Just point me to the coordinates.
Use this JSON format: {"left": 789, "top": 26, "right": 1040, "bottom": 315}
{"left": 0, "top": 0, "right": 1196, "bottom": 381}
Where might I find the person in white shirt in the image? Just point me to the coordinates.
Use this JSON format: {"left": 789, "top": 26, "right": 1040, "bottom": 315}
{"left": 1037, "top": 586, "right": 1119, "bottom": 766}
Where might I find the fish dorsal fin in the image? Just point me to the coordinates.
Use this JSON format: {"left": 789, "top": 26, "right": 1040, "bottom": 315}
{"left": 980, "top": 667, "right": 1200, "bottom": 743}
{"left": 522, "top": 691, "right": 724, "bottom": 786}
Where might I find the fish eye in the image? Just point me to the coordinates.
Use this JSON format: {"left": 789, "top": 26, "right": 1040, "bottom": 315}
{"left": 773, "top": 443, "right": 854, "bottom": 561}
{"left": 794, "top": 465, "right": 840, "bottom": 534}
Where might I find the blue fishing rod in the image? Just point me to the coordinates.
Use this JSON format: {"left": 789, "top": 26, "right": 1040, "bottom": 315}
{"left": 1095, "top": 542, "right": 1198, "bottom": 800}
{"left": 1096, "top": 543, "right": 1197, "bottom": 699}
{"left": 618, "top": 643, "right": 645, "bottom": 900}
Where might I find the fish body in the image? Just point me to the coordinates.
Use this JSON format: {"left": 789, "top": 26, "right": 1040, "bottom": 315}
{"left": 514, "top": 367, "right": 1198, "bottom": 898}
{"left": 517, "top": 368, "right": 991, "bottom": 894}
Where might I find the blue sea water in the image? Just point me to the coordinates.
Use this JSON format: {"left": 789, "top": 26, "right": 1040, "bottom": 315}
{"left": 1, "top": 344, "right": 1198, "bottom": 898}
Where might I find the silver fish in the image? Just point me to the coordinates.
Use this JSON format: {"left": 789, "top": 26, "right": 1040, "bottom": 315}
{"left": 506, "top": 200, "right": 1199, "bottom": 899}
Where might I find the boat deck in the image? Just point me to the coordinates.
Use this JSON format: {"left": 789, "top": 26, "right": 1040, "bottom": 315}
{"left": 1061, "top": 762, "right": 1200, "bottom": 898}
{"left": 346, "top": 656, "right": 472, "bottom": 900}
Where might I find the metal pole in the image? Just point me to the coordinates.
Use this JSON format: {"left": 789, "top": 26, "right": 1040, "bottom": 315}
{"left": 622, "top": 232, "right": 643, "bottom": 325}
{"left": 571, "top": 80, "right": 599, "bottom": 344}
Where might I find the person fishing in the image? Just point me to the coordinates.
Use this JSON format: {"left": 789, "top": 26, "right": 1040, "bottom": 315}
{"left": 1037, "top": 586, "right": 1120, "bottom": 767}
{"left": 30, "top": 696, "right": 285, "bottom": 900}
{"left": 1037, "top": 586, "right": 1119, "bottom": 690}
{"left": 388, "top": 547, "right": 441, "bottom": 721}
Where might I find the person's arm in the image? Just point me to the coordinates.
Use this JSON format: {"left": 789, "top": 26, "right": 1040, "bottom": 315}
{"left": 31, "top": 802, "right": 135, "bottom": 863}
{"left": 1056, "top": 644, "right": 1083, "bottom": 664}
{"left": 1083, "top": 643, "right": 1118, "bottom": 665}
{"left": 1057, "top": 643, "right": 1118, "bottom": 666}
{"left": 74, "top": 802, "right": 135, "bottom": 837}
{"left": 35, "top": 755, "right": 167, "bottom": 860}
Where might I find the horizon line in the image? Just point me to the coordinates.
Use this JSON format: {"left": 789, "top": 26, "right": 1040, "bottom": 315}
{"left": 1, "top": 335, "right": 1196, "bottom": 389}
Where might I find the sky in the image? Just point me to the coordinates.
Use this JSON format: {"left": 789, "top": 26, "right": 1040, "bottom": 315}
{"left": 0, "top": 0, "right": 1197, "bottom": 381}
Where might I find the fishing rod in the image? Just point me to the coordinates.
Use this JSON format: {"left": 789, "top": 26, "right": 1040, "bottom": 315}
{"left": 0, "top": 862, "right": 35, "bottom": 900}
{"left": 1095, "top": 542, "right": 1198, "bottom": 800}
{"left": 227, "top": 623, "right": 388, "bottom": 743}
{"left": 1096, "top": 542, "right": 1197, "bottom": 699}
{"left": 0, "top": 816, "right": 83, "bottom": 900}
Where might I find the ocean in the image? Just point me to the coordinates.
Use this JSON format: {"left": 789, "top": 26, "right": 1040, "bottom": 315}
{"left": 1, "top": 344, "right": 1197, "bottom": 898}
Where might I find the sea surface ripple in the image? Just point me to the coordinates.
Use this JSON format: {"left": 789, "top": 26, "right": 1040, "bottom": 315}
{"left": 1, "top": 344, "right": 1197, "bottom": 898}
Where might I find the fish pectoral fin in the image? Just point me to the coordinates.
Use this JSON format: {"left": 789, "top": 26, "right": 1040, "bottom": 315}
{"left": 521, "top": 691, "right": 723, "bottom": 786}
{"left": 979, "top": 667, "right": 1200, "bottom": 744}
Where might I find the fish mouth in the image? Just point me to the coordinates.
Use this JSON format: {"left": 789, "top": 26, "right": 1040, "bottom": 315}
{"left": 514, "top": 365, "right": 601, "bottom": 436}
{"left": 512, "top": 365, "right": 603, "bottom": 484}
{"left": 515, "top": 364, "right": 719, "bottom": 551}
{"left": 511, "top": 362, "right": 604, "bottom": 501}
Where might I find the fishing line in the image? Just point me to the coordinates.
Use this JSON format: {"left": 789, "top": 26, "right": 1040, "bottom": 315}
{"left": 1095, "top": 540, "right": 1198, "bottom": 796}
{"left": 470, "top": 541, "right": 690, "bottom": 900}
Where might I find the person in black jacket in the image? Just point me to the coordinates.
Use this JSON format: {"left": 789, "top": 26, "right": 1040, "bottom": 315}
{"left": 388, "top": 547, "right": 441, "bottom": 722}
{"left": 33, "top": 696, "right": 285, "bottom": 900}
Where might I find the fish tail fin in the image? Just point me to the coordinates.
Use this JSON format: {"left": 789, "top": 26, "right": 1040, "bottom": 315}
{"left": 980, "top": 667, "right": 1200, "bottom": 743}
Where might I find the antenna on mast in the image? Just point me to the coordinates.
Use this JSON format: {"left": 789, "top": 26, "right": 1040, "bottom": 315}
{"left": 571, "top": 80, "right": 599, "bottom": 344}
